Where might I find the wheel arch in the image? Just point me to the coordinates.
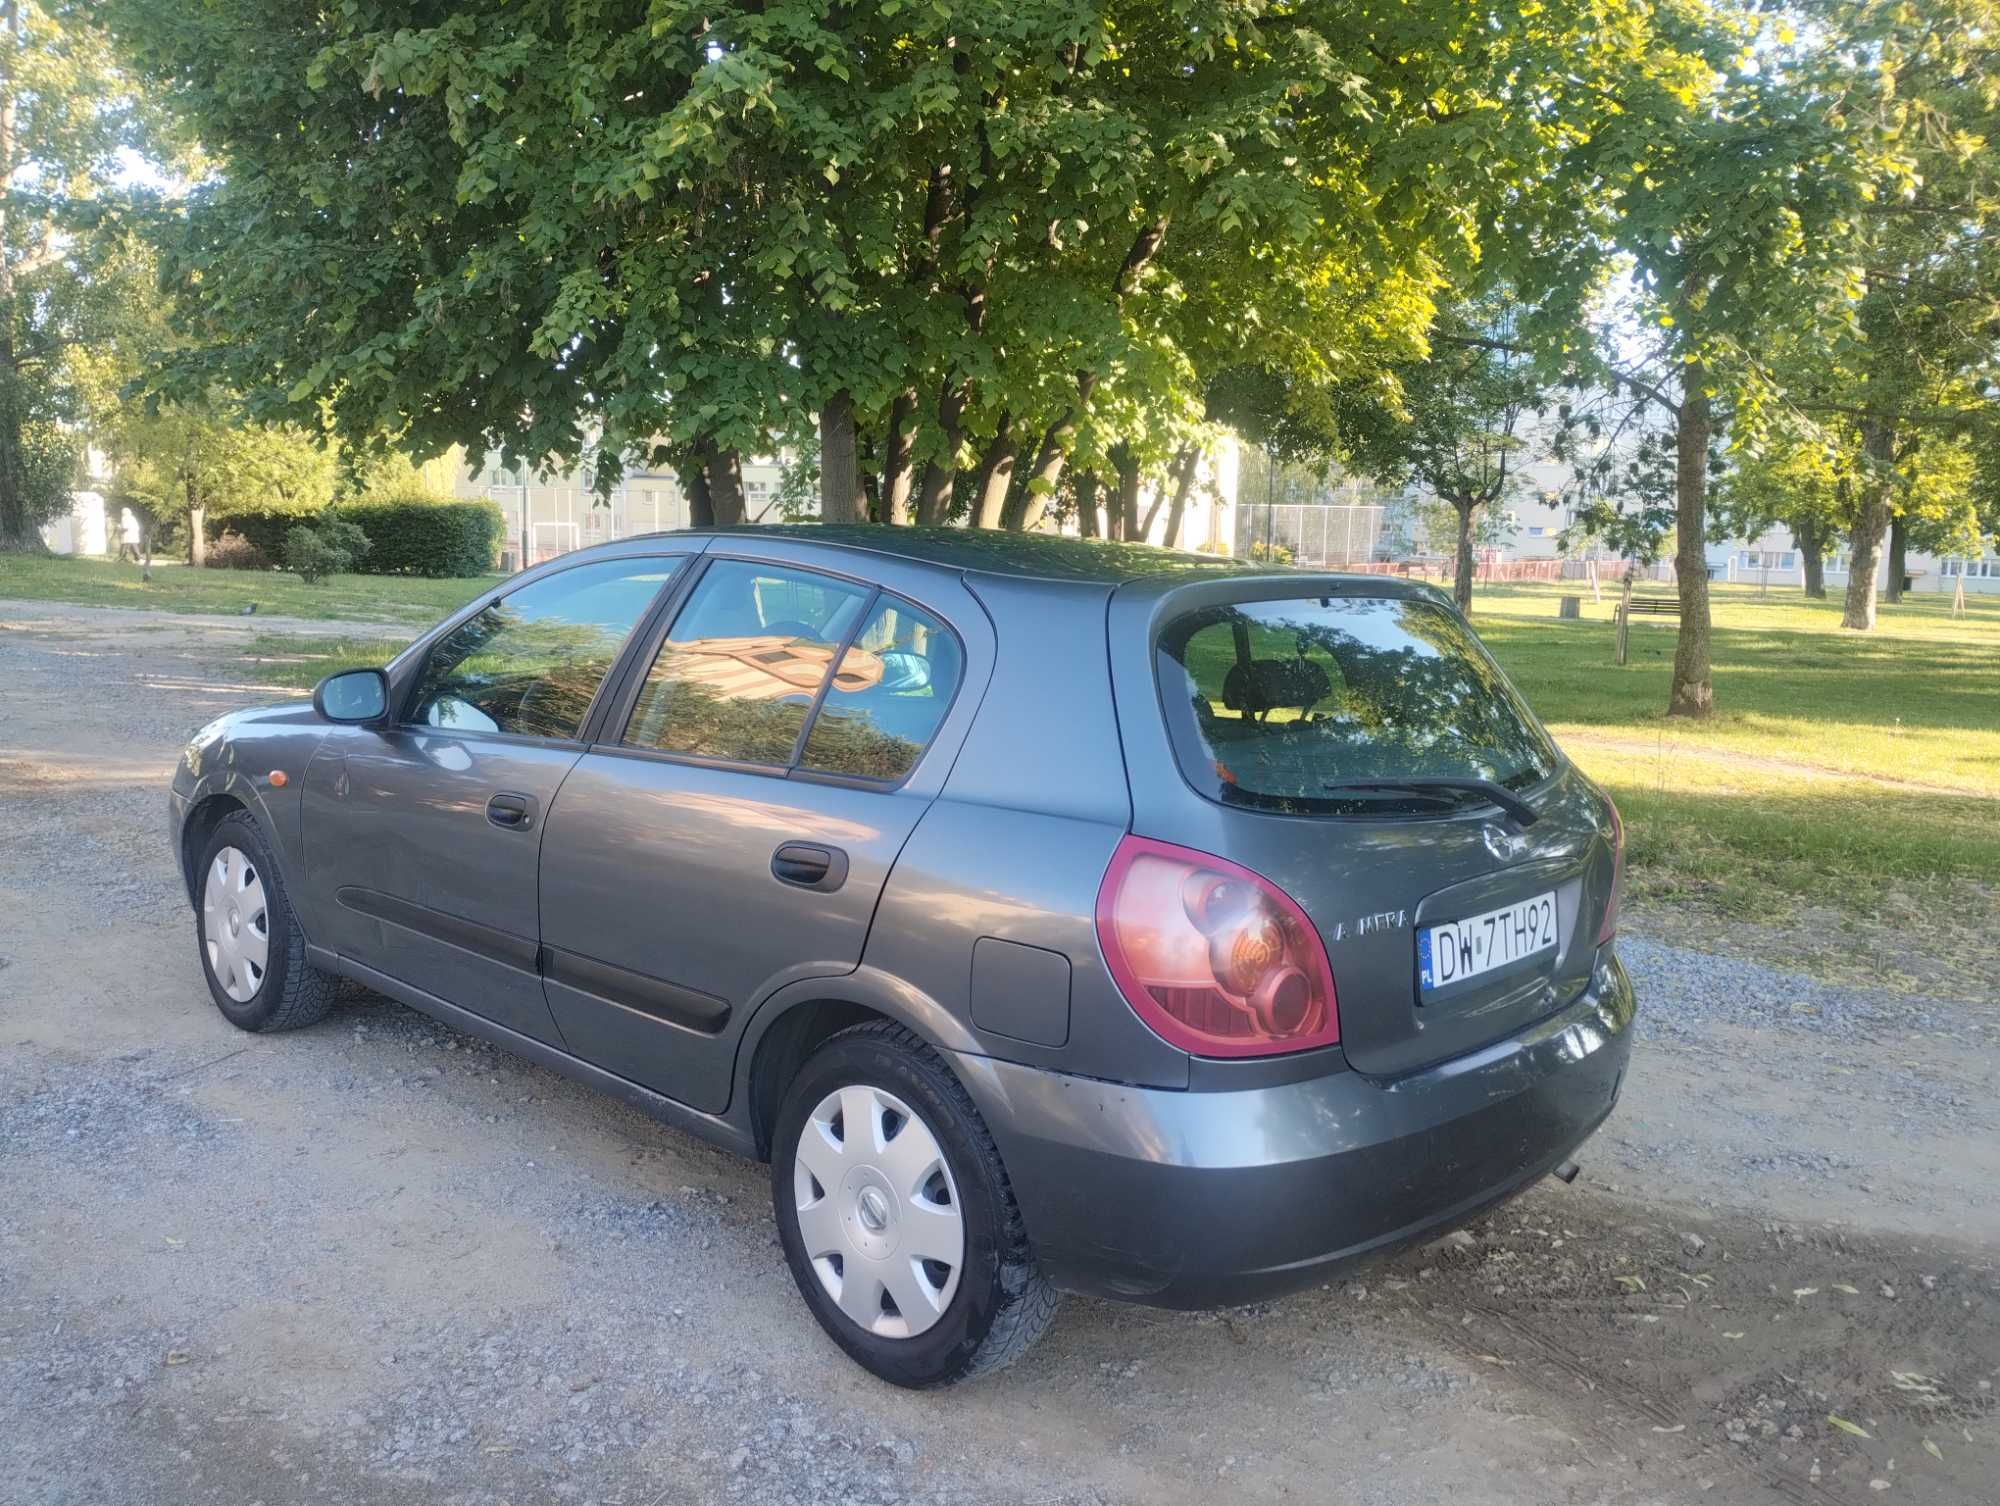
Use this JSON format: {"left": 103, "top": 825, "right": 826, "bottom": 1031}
{"left": 736, "top": 967, "right": 984, "bottom": 1161}
{"left": 180, "top": 790, "right": 252, "bottom": 905}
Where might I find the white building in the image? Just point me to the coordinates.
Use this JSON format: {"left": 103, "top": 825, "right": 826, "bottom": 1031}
{"left": 1704, "top": 522, "right": 2000, "bottom": 595}
{"left": 38, "top": 447, "right": 122, "bottom": 556}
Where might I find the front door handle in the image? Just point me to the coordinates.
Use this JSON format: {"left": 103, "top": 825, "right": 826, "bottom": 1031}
{"left": 772, "top": 842, "right": 848, "bottom": 892}
{"left": 487, "top": 792, "right": 537, "bottom": 830}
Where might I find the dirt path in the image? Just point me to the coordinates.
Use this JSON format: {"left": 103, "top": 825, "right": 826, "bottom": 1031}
{"left": 3, "top": 607, "right": 1995, "bottom": 1506}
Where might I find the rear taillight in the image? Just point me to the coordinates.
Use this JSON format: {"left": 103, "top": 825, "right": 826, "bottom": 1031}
{"left": 1597, "top": 799, "right": 1624, "bottom": 945}
{"left": 1095, "top": 835, "right": 1339, "bottom": 1058}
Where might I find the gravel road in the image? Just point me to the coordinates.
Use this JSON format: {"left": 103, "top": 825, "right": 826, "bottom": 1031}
{"left": 4, "top": 600, "right": 1996, "bottom": 1506}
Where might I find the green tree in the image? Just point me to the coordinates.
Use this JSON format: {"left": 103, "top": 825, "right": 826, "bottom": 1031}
{"left": 104, "top": 389, "right": 336, "bottom": 561}
{"left": 101, "top": 0, "right": 1697, "bottom": 538}
{"left": 1553, "top": 7, "right": 1906, "bottom": 713}
{"left": 1757, "top": 0, "right": 2000, "bottom": 629}
{"left": 1711, "top": 432, "right": 1842, "bottom": 597}
{"left": 1334, "top": 295, "right": 1547, "bottom": 612}
{"left": 0, "top": 0, "right": 150, "bottom": 549}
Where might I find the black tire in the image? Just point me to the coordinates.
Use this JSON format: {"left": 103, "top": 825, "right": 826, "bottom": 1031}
{"left": 771, "top": 1021, "right": 1059, "bottom": 1387}
{"left": 194, "top": 810, "right": 338, "bottom": 1033}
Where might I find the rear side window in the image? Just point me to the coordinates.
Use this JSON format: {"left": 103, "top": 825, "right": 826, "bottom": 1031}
{"left": 1157, "top": 595, "right": 1559, "bottom": 814}
{"left": 623, "top": 561, "right": 872, "bottom": 765}
{"left": 800, "top": 597, "right": 963, "bottom": 780}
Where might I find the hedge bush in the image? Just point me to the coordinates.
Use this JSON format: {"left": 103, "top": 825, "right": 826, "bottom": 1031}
{"left": 205, "top": 508, "right": 300, "bottom": 562}
{"left": 204, "top": 533, "right": 273, "bottom": 571}
{"left": 285, "top": 511, "right": 373, "bottom": 584}
{"left": 339, "top": 498, "right": 503, "bottom": 577}
{"left": 203, "top": 498, "right": 502, "bottom": 578}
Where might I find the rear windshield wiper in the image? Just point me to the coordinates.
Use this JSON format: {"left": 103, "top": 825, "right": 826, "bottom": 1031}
{"left": 1320, "top": 777, "right": 1540, "bottom": 827}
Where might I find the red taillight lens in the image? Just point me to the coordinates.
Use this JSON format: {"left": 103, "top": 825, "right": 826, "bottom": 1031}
{"left": 1597, "top": 799, "right": 1624, "bottom": 945}
{"left": 1096, "top": 835, "right": 1339, "bottom": 1058}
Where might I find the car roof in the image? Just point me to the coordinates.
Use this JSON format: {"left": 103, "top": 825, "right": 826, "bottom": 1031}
{"left": 623, "top": 524, "right": 1343, "bottom": 586}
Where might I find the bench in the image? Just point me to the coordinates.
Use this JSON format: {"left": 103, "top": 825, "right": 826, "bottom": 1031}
{"left": 1623, "top": 596, "right": 1681, "bottom": 618}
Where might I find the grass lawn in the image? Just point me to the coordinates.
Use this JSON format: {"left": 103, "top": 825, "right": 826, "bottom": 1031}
{"left": 240, "top": 573, "right": 1999, "bottom": 992}
{"left": 1469, "top": 581, "right": 2000, "bottom": 992}
{"left": 0, "top": 553, "right": 493, "bottom": 626}
{"left": 243, "top": 634, "right": 419, "bottom": 687}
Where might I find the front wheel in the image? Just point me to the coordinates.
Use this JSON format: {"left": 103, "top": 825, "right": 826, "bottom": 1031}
{"left": 771, "top": 1021, "right": 1058, "bottom": 1387}
{"left": 195, "top": 811, "right": 337, "bottom": 1033}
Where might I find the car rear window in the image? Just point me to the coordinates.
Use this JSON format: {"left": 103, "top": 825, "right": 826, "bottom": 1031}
{"left": 1156, "top": 594, "right": 1560, "bottom": 814}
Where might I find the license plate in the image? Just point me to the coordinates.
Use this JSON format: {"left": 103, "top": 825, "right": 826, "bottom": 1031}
{"left": 1418, "top": 890, "right": 1558, "bottom": 992}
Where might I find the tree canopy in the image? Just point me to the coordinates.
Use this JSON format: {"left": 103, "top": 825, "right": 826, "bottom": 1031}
{"left": 102, "top": 0, "right": 1690, "bottom": 532}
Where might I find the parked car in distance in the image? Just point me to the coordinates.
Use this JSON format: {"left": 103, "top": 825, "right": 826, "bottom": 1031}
{"left": 169, "top": 527, "right": 1634, "bottom": 1387}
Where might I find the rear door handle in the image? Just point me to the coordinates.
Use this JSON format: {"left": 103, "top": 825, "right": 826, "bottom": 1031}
{"left": 772, "top": 842, "right": 848, "bottom": 892}
{"left": 487, "top": 792, "right": 537, "bottom": 830}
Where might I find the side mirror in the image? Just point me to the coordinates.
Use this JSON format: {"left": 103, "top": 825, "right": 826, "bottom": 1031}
{"left": 313, "top": 667, "right": 390, "bottom": 724}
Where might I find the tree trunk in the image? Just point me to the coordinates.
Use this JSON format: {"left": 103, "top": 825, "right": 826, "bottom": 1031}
{"left": 0, "top": 326, "right": 29, "bottom": 550}
{"left": 915, "top": 376, "right": 969, "bottom": 526}
{"left": 1452, "top": 499, "right": 1476, "bottom": 613}
{"left": 997, "top": 444, "right": 1033, "bottom": 530}
{"left": 1885, "top": 512, "right": 1907, "bottom": 605}
{"left": 1142, "top": 444, "right": 1195, "bottom": 544}
{"left": 971, "top": 419, "right": 1015, "bottom": 529}
{"left": 1011, "top": 406, "right": 1078, "bottom": 531}
{"left": 1841, "top": 419, "right": 1895, "bottom": 630}
{"left": 1074, "top": 472, "right": 1100, "bottom": 538}
{"left": 679, "top": 452, "right": 715, "bottom": 528}
{"left": 879, "top": 391, "right": 917, "bottom": 525}
{"left": 1112, "top": 445, "right": 1141, "bottom": 542}
{"left": 1668, "top": 378, "right": 1714, "bottom": 717}
{"left": 1159, "top": 444, "right": 1200, "bottom": 549}
{"left": 698, "top": 437, "right": 746, "bottom": 526}
{"left": 1795, "top": 513, "right": 1826, "bottom": 597}
{"left": 0, "top": 0, "right": 30, "bottom": 554}
{"left": 818, "top": 391, "right": 864, "bottom": 524}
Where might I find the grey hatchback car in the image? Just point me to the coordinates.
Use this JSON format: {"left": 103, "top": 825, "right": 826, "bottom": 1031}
{"left": 169, "top": 526, "right": 1633, "bottom": 1386}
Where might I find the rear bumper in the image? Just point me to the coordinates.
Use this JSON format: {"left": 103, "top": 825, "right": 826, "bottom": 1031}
{"left": 951, "top": 946, "right": 1634, "bottom": 1309}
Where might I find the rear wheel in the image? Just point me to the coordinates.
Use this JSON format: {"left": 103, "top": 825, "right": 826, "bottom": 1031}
{"left": 771, "top": 1021, "right": 1058, "bottom": 1387}
{"left": 195, "top": 812, "right": 337, "bottom": 1033}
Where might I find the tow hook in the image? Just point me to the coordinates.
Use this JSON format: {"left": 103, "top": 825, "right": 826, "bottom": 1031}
{"left": 1551, "top": 1160, "right": 1581, "bottom": 1185}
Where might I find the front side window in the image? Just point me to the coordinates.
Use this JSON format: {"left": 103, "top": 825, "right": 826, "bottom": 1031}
{"left": 623, "top": 561, "right": 873, "bottom": 765}
{"left": 799, "top": 597, "right": 963, "bottom": 780}
{"left": 1157, "top": 594, "right": 1560, "bottom": 816}
{"left": 408, "top": 558, "right": 679, "bottom": 739}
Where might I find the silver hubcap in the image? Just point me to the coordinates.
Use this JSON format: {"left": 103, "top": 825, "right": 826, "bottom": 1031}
{"left": 793, "top": 1085, "right": 964, "bottom": 1339}
{"left": 201, "top": 845, "right": 270, "bottom": 1004}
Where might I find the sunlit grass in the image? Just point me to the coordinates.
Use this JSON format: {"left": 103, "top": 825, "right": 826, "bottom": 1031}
{"left": 1471, "top": 582, "right": 2000, "bottom": 796}
{"left": 0, "top": 554, "right": 493, "bottom": 625}
{"left": 242, "top": 636, "right": 405, "bottom": 690}
{"left": 1464, "top": 581, "right": 1999, "bottom": 985}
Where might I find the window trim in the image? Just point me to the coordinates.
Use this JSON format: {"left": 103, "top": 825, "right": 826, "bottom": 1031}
{"left": 596, "top": 551, "right": 967, "bottom": 790}
{"left": 395, "top": 552, "right": 689, "bottom": 746}
{"left": 783, "top": 584, "right": 884, "bottom": 768}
